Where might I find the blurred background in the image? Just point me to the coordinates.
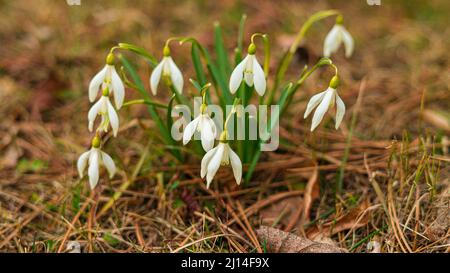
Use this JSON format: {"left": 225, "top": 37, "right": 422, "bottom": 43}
{"left": 0, "top": 0, "right": 448, "bottom": 252}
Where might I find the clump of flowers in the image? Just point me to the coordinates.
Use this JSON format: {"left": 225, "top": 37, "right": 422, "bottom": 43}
{"left": 76, "top": 10, "right": 354, "bottom": 191}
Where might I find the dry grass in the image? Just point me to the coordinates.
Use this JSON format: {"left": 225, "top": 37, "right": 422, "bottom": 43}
{"left": 0, "top": 0, "right": 449, "bottom": 253}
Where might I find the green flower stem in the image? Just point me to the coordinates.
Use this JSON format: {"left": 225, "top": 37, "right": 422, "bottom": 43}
{"left": 122, "top": 99, "right": 168, "bottom": 109}
{"left": 265, "top": 10, "right": 339, "bottom": 106}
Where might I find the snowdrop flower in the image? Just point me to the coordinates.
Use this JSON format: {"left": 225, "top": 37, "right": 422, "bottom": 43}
{"left": 304, "top": 76, "right": 345, "bottom": 131}
{"left": 323, "top": 16, "right": 354, "bottom": 58}
{"left": 150, "top": 46, "right": 183, "bottom": 95}
{"left": 89, "top": 53, "right": 125, "bottom": 109}
{"left": 229, "top": 43, "right": 266, "bottom": 96}
{"left": 77, "top": 136, "right": 116, "bottom": 189}
{"left": 183, "top": 103, "right": 217, "bottom": 151}
{"left": 201, "top": 131, "right": 242, "bottom": 188}
{"left": 88, "top": 87, "right": 119, "bottom": 137}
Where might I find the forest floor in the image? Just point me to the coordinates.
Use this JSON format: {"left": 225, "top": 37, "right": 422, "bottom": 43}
{"left": 0, "top": 0, "right": 448, "bottom": 252}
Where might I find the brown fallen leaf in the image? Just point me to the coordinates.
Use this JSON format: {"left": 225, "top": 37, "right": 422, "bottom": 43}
{"left": 259, "top": 195, "right": 303, "bottom": 228}
{"left": 257, "top": 226, "right": 347, "bottom": 253}
{"left": 307, "top": 199, "right": 371, "bottom": 239}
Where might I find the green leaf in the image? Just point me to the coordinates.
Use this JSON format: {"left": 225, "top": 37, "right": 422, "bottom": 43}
{"left": 235, "top": 14, "right": 247, "bottom": 64}
{"left": 214, "top": 22, "right": 231, "bottom": 77}
{"left": 191, "top": 43, "right": 208, "bottom": 86}
{"left": 166, "top": 94, "right": 176, "bottom": 131}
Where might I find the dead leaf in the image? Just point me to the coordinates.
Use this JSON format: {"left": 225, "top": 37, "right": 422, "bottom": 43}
{"left": 307, "top": 199, "right": 371, "bottom": 239}
{"left": 259, "top": 195, "right": 303, "bottom": 228}
{"left": 257, "top": 226, "right": 347, "bottom": 253}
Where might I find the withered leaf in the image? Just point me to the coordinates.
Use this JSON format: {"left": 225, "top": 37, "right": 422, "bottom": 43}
{"left": 257, "top": 226, "right": 347, "bottom": 253}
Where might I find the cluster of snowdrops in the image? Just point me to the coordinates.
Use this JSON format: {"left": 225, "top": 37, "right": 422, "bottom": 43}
{"left": 77, "top": 11, "right": 354, "bottom": 190}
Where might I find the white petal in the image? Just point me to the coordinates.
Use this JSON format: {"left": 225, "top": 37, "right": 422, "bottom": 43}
{"left": 229, "top": 55, "right": 248, "bottom": 94}
{"left": 110, "top": 66, "right": 125, "bottom": 109}
{"left": 101, "top": 151, "right": 116, "bottom": 178}
{"left": 200, "top": 116, "right": 215, "bottom": 151}
{"left": 227, "top": 145, "right": 242, "bottom": 185}
{"left": 206, "top": 143, "right": 225, "bottom": 188}
{"left": 88, "top": 149, "right": 100, "bottom": 189}
{"left": 150, "top": 60, "right": 164, "bottom": 95}
{"left": 323, "top": 25, "right": 341, "bottom": 57}
{"left": 335, "top": 93, "right": 346, "bottom": 129}
{"left": 208, "top": 117, "right": 217, "bottom": 138}
{"left": 311, "top": 88, "right": 334, "bottom": 131}
{"left": 107, "top": 99, "right": 119, "bottom": 137}
{"left": 87, "top": 98, "right": 103, "bottom": 132}
{"left": 244, "top": 55, "right": 254, "bottom": 86}
{"left": 252, "top": 56, "right": 266, "bottom": 96}
{"left": 341, "top": 27, "right": 354, "bottom": 58}
{"left": 201, "top": 146, "right": 217, "bottom": 178}
{"left": 304, "top": 90, "right": 327, "bottom": 118}
{"left": 88, "top": 66, "right": 107, "bottom": 102}
{"left": 168, "top": 57, "right": 184, "bottom": 94}
{"left": 77, "top": 151, "right": 90, "bottom": 178}
{"left": 182, "top": 116, "right": 200, "bottom": 145}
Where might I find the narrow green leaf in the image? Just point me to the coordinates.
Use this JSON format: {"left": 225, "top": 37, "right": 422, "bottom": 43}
{"left": 214, "top": 22, "right": 231, "bottom": 76}
{"left": 166, "top": 94, "right": 176, "bottom": 131}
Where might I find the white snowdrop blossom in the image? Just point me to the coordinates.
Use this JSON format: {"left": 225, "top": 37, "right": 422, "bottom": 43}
{"left": 229, "top": 43, "right": 266, "bottom": 96}
{"left": 323, "top": 17, "right": 354, "bottom": 58}
{"left": 77, "top": 137, "right": 116, "bottom": 189}
{"left": 150, "top": 46, "right": 184, "bottom": 95}
{"left": 89, "top": 53, "right": 125, "bottom": 109}
{"left": 304, "top": 76, "right": 345, "bottom": 131}
{"left": 183, "top": 104, "right": 217, "bottom": 151}
{"left": 201, "top": 132, "right": 242, "bottom": 188}
{"left": 87, "top": 92, "right": 119, "bottom": 137}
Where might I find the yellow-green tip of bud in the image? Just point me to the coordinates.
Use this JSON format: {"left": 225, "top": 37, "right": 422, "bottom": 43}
{"left": 163, "top": 45, "right": 171, "bottom": 57}
{"left": 106, "top": 53, "right": 115, "bottom": 65}
{"left": 248, "top": 43, "right": 256, "bottom": 55}
{"left": 92, "top": 136, "right": 101, "bottom": 148}
{"left": 219, "top": 131, "right": 228, "bottom": 143}
{"left": 102, "top": 86, "right": 110, "bottom": 96}
{"left": 336, "top": 15, "right": 344, "bottom": 25}
{"left": 329, "top": 75, "right": 340, "bottom": 89}
{"left": 200, "top": 103, "right": 207, "bottom": 114}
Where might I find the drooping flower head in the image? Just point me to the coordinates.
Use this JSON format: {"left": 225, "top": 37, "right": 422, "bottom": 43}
{"left": 150, "top": 45, "right": 184, "bottom": 95}
{"left": 183, "top": 103, "right": 217, "bottom": 152}
{"left": 201, "top": 131, "right": 242, "bottom": 188}
{"left": 323, "top": 15, "right": 354, "bottom": 58}
{"left": 304, "top": 75, "right": 346, "bottom": 131}
{"left": 89, "top": 53, "right": 125, "bottom": 109}
{"left": 77, "top": 136, "right": 116, "bottom": 189}
{"left": 87, "top": 87, "right": 119, "bottom": 137}
{"left": 229, "top": 43, "right": 266, "bottom": 96}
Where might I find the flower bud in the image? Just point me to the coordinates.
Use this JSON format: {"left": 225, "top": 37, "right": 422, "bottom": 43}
{"left": 163, "top": 45, "right": 171, "bottom": 57}
{"left": 329, "top": 75, "right": 340, "bottom": 89}
{"left": 106, "top": 53, "right": 115, "bottom": 65}
{"left": 200, "top": 103, "right": 207, "bottom": 114}
{"left": 92, "top": 136, "right": 101, "bottom": 148}
{"left": 102, "top": 86, "right": 110, "bottom": 96}
{"left": 247, "top": 43, "right": 256, "bottom": 55}
{"left": 219, "top": 131, "right": 228, "bottom": 143}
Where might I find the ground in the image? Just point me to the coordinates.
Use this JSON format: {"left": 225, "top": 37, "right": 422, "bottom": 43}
{"left": 0, "top": 0, "right": 449, "bottom": 253}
